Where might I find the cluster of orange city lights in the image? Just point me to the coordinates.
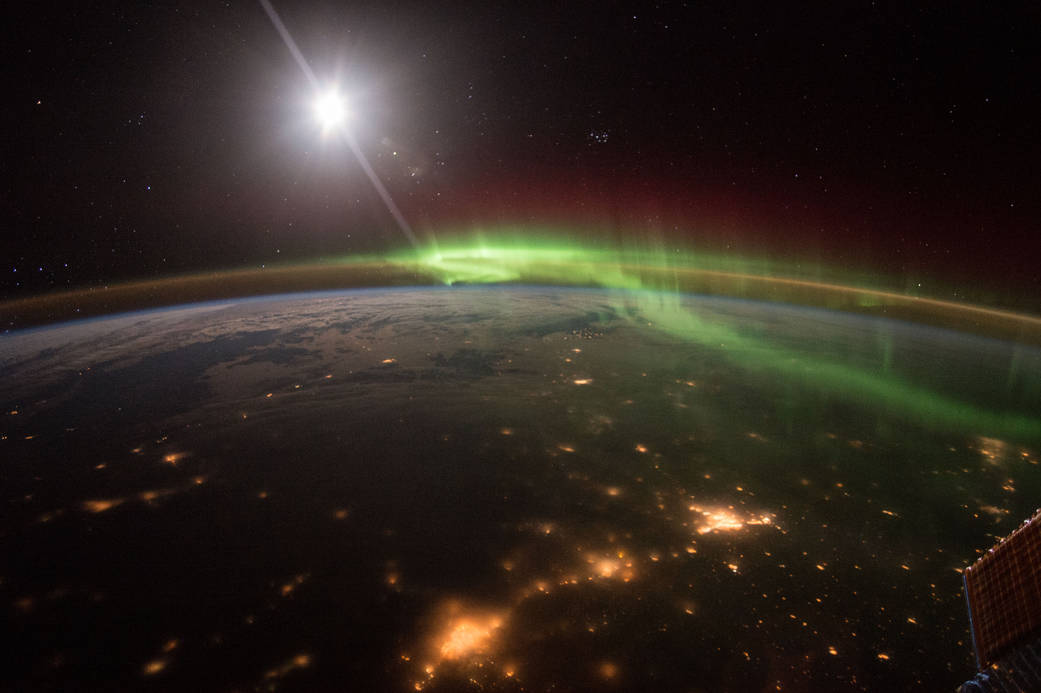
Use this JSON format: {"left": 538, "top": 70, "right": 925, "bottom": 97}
{"left": 411, "top": 603, "right": 509, "bottom": 691}
{"left": 689, "top": 504, "right": 775, "bottom": 535}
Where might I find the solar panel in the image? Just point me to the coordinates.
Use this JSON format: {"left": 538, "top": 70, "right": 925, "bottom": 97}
{"left": 958, "top": 630, "right": 1041, "bottom": 692}
{"left": 963, "top": 508, "right": 1041, "bottom": 668}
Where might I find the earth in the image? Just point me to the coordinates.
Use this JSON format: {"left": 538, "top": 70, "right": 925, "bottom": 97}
{"left": 2, "top": 286, "right": 1039, "bottom": 692}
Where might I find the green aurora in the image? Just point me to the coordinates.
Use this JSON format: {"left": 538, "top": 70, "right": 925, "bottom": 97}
{"left": 4, "top": 232, "right": 1040, "bottom": 440}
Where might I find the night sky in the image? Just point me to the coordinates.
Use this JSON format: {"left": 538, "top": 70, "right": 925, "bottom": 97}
{"left": 4, "top": 1, "right": 1040, "bottom": 309}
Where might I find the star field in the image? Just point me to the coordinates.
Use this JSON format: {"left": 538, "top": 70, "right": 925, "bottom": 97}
{"left": 2, "top": 1, "right": 1040, "bottom": 309}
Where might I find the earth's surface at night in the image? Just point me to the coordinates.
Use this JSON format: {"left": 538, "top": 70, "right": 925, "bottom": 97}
{"left": 2, "top": 286, "right": 1040, "bottom": 692}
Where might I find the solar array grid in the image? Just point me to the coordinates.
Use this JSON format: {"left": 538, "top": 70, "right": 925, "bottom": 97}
{"left": 964, "top": 508, "right": 1041, "bottom": 668}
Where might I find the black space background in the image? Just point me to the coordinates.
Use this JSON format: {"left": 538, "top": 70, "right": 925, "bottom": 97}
{"left": 2, "top": 1, "right": 1040, "bottom": 309}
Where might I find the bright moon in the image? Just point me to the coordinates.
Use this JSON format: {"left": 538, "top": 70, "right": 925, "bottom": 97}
{"left": 313, "top": 89, "right": 348, "bottom": 133}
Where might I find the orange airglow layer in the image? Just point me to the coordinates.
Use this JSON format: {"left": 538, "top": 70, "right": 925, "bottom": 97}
{"left": 5, "top": 257, "right": 1039, "bottom": 344}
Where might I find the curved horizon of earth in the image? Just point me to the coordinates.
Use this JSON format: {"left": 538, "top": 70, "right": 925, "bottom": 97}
{"left": 2, "top": 286, "right": 1039, "bottom": 691}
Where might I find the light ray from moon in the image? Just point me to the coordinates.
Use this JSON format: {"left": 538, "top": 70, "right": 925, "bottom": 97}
{"left": 258, "top": 0, "right": 318, "bottom": 90}
{"left": 258, "top": 0, "right": 420, "bottom": 249}
{"left": 344, "top": 132, "right": 420, "bottom": 248}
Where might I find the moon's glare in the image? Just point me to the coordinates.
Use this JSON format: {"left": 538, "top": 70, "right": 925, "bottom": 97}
{"left": 313, "top": 90, "right": 348, "bottom": 133}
